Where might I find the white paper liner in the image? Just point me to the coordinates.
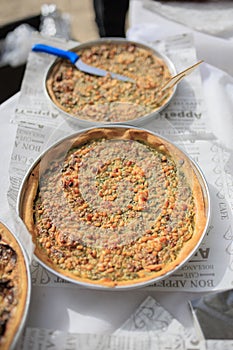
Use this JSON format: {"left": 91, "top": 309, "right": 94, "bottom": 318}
{"left": 15, "top": 295, "right": 233, "bottom": 349}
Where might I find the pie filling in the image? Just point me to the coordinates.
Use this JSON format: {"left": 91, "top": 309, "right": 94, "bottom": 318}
{"left": 0, "top": 223, "right": 28, "bottom": 349}
{"left": 46, "top": 42, "right": 173, "bottom": 122}
{"left": 21, "top": 128, "right": 207, "bottom": 287}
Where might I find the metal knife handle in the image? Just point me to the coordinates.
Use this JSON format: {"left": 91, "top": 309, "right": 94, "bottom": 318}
{"left": 32, "top": 44, "right": 79, "bottom": 64}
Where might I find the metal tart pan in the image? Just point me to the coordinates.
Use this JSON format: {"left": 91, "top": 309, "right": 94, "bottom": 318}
{"left": 43, "top": 38, "right": 177, "bottom": 128}
{"left": 17, "top": 125, "right": 210, "bottom": 290}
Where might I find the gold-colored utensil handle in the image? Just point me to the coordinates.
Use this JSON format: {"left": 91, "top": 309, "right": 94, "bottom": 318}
{"left": 161, "top": 60, "right": 204, "bottom": 91}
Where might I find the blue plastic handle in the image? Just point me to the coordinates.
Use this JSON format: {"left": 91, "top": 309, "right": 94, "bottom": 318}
{"left": 32, "top": 44, "right": 79, "bottom": 64}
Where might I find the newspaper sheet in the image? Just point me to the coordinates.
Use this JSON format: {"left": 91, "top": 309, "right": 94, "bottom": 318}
{"left": 15, "top": 296, "right": 233, "bottom": 350}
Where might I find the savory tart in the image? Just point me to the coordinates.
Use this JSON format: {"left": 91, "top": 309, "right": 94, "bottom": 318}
{"left": 0, "top": 222, "right": 29, "bottom": 349}
{"left": 46, "top": 40, "right": 174, "bottom": 123}
{"left": 20, "top": 127, "right": 208, "bottom": 288}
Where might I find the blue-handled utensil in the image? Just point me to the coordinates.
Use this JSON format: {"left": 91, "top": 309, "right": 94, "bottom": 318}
{"left": 32, "top": 43, "right": 134, "bottom": 82}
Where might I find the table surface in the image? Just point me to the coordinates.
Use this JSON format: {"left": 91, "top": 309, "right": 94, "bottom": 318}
{"left": 1, "top": 0, "right": 233, "bottom": 340}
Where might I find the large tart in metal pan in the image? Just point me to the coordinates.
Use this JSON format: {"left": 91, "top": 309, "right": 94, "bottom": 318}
{"left": 45, "top": 39, "right": 176, "bottom": 126}
{"left": 18, "top": 126, "right": 210, "bottom": 289}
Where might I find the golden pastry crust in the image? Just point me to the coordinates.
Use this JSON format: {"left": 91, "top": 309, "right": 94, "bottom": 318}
{"left": 20, "top": 127, "right": 208, "bottom": 288}
{"left": 46, "top": 41, "right": 174, "bottom": 123}
{"left": 0, "top": 222, "right": 29, "bottom": 349}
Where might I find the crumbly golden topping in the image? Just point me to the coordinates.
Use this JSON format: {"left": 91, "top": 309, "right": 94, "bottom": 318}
{"left": 33, "top": 137, "right": 197, "bottom": 286}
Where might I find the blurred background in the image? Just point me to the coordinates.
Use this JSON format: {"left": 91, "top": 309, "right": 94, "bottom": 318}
{"left": 0, "top": 0, "right": 99, "bottom": 42}
{"left": 0, "top": 1, "right": 104, "bottom": 103}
